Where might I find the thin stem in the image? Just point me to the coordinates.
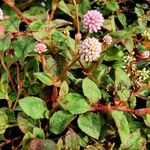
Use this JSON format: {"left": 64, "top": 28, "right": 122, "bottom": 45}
{"left": 48, "top": 0, "right": 59, "bottom": 22}
{"left": 76, "top": 4, "right": 80, "bottom": 33}
{"left": 91, "top": 105, "right": 150, "bottom": 116}
{"left": 56, "top": 56, "right": 80, "bottom": 82}
{"left": 73, "top": 0, "right": 80, "bottom": 33}
{"left": 2, "top": 0, "right": 30, "bottom": 25}
{"left": 11, "top": 32, "right": 32, "bottom": 39}
{"left": 0, "top": 136, "right": 21, "bottom": 148}
{"left": 132, "top": 86, "right": 150, "bottom": 97}
{"left": 39, "top": 53, "right": 47, "bottom": 72}
{"left": 0, "top": 52, "right": 16, "bottom": 91}
{"left": 78, "top": 60, "right": 93, "bottom": 76}
{"left": 12, "top": 63, "right": 22, "bottom": 109}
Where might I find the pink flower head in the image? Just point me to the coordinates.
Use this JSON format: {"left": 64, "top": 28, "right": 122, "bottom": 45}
{"left": 75, "top": 33, "right": 82, "bottom": 41}
{"left": 146, "top": 0, "right": 150, "bottom": 2}
{"left": 79, "top": 37, "right": 102, "bottom": 62}
{"left": 35, "top": 43, "right": 47, "bottom": 54}
{"left": 83, "top": 10, "right": 104, "bottom": 33}
{"left": 0, "top": 8, "right": 4, "bottom": 20}
{"left": 103, "top": 35, "right": 112, "bottom": 45}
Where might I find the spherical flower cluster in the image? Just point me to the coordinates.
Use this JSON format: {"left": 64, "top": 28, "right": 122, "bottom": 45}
{"left": 0, "top": 8, "right": 4, "bottom": 20}
{"left": 146, "top": 0, "right": 150, "bottom": 3}
{"left": 83, "top": 10, "right": 104, "bottom": 33}
{"left": 75, "top": 33, "right": 82, "bottom": 41}
{"left": 79, "top": 37, "right": 102, "bottom": 62}
{"left": 34, "top": 43, "right": 47, "bottom": 54}
{"left": 103, "top": 35, "right": 112, "bottom": 45}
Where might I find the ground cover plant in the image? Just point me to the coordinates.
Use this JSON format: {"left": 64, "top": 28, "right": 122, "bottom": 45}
{"left": 0, "top": 0, "right": 150, "bottom": 149}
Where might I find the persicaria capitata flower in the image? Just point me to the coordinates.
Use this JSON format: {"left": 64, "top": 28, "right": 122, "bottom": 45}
{"left": 103, "top": 35, "right": 112, "bottom": 45}
{"left": 83, "top": 10, "right": 104, "bottom": 33}
{"left": 79, "top": 37, "right": 102, "bottom": 62}
{"left": 35, "top": 43, "right": 47, "bottom": 54}
{"left": 0, "top": 8, "right": 4, "bottom": 20}
{"left": 75, "top": 33, "right": 82, "bottom": 41}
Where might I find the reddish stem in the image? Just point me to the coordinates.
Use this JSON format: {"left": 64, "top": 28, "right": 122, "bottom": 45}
{"left": 49, "top": 0, "right": 59, "bottom": 22}
{"left": 132, "top": 87, "right": 150, "bottom": 97}
{"left": 12, "top": 63, "right": 23, "bottom": 109}
{"left": 10, "top": 32, "right": 32, "bottom": 39}
{"left": 91, "top": 105, "right": 150, "bottom": 116}
{"left": 2, "top": 0, "right": 30, "bottom": 25}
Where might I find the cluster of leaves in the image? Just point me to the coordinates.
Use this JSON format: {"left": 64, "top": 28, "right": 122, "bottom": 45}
{"left": 0, "top": 0, "right": 150, "bottom": 149}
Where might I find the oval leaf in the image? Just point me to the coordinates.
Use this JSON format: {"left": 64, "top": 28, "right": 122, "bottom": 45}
{"left": 0, "top": 111, "right": 9, "bottom": 134}
{"left": 34, "top": 72, "right": 52, "bottom": 86}
{"left": 78, "top": 112, "right": 101, "bottom": 139}
{"left": 49, "top": 110, "right": 74, "bottom": 134}
{"left": 17, "top": 112, "right": 38, "bottom": 133}
{"left": 19, "top": 96, "right": 47, "bottom": 119}
{"left": 60, "top": 93, "right": 90, "bottom": 114}
{"left": 82, "top": 78, "right": 101, "bottom": 104}
{"left": 0, "top": 33, "right": 11, "bottom": 52}
{"left": 111, "top": 110, "right": 130, "bottom": 145}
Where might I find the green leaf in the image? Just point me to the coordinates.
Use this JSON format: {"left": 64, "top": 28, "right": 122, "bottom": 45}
{"left": 117, "top": 89, "right": 131, "bottom": 101}
{"left": 19, "top": 96, "right": 47, "bottom": 119}
{"left": 57, "top": 138, "right": 64, "bottom": 150}
{"left": 50, "top": 19, "right": 72, "bottom": 28}
{"left": 34, "top": 72, "right": 52, "bottom": 86}
{"left": 1, "top": 5, "right": 21, "bottom": 32}
{"left": 11, "top": 36, "right": 35, "bottom": 61}
{"left": 120, "top": 130, "right": 146, "bottom": 150}
{"left": 79, "top": 134, "right": 89, "bottom": 147}
{"left": 115, "top": 68, "right": 131, "bottom": 88}
{"left": 22, "top": 132, "right": 35, "bottom": 150}
{"left": 24, "top": 6, "right": 46, "bottom": 20}
{"left": 52, "top": 30, "right": 67, "bottom": 43}
{"left": 65, "top": 129, "right": 80, "bottom": 150}
{"left": 115, "top": 68, "right": 131, "bottom": 101}
{"left": 82, "top": 78, "right": 101, "bottom": 104}
{"left": 107, "top": 0, "right": 119, "bottom": 12}
{"left": 28, "top": 21, "right": 43, "bottom": 31}
{"left": 0, "top": 90, "right": 5, "bottom": 99}
{"left": 103, "top": 20, "right": 113, "bottom": 31}
{"left": 117, "top": 13, "right": 127, "bottom": 28}
{"left": 60, "top": 93, "right": 90, "bottom": 114}
{"left": 0, "top": 33, "right": 11, "bottom": 52}
{"left": 33, "top": 127, "right": 45, "bottom": 139}
{"left": 135, "top": 7, "right": 144, "bottom": 17}
{"left": 0, "top": 72, "right": 9, "bottom": 100}
{"left": 1, "top": 17, "right": 21, "bottom": 32}
{"left": 129, "top": 96, "right": 136, "bottom": 109}
{"left": 111, "top": 110, "right": 130, "bottom": 146}
{"left": 143, "top": 101, "right": 150, "bottom": 127}
{"left": 49, "top": 110, "right": 74, "bottom": 134}
{"left": 122, "top": 37, "right": 134, "bottom": 52}
{"left": 104, "top": 47, "right": 124, "bottom": 61}
{"left": 17, "top": 112, "right": 38, "bottom": 133}
{"left": 79, "top": 0, "right": 91, "bottom": 16}
{"left": 45, "top": 55, "right": 58, "bottom": 79}
{"left": 0, "top": 111, "right": 9, "bottom": 134}
{"left": 78, "top": 112, "right": 101, "bottom": 139}
{"left": 59, "top": 81, "right": 69, "bottom": 98}
{"left": 58, "top": 1, "right": 72, "bottom": 17}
